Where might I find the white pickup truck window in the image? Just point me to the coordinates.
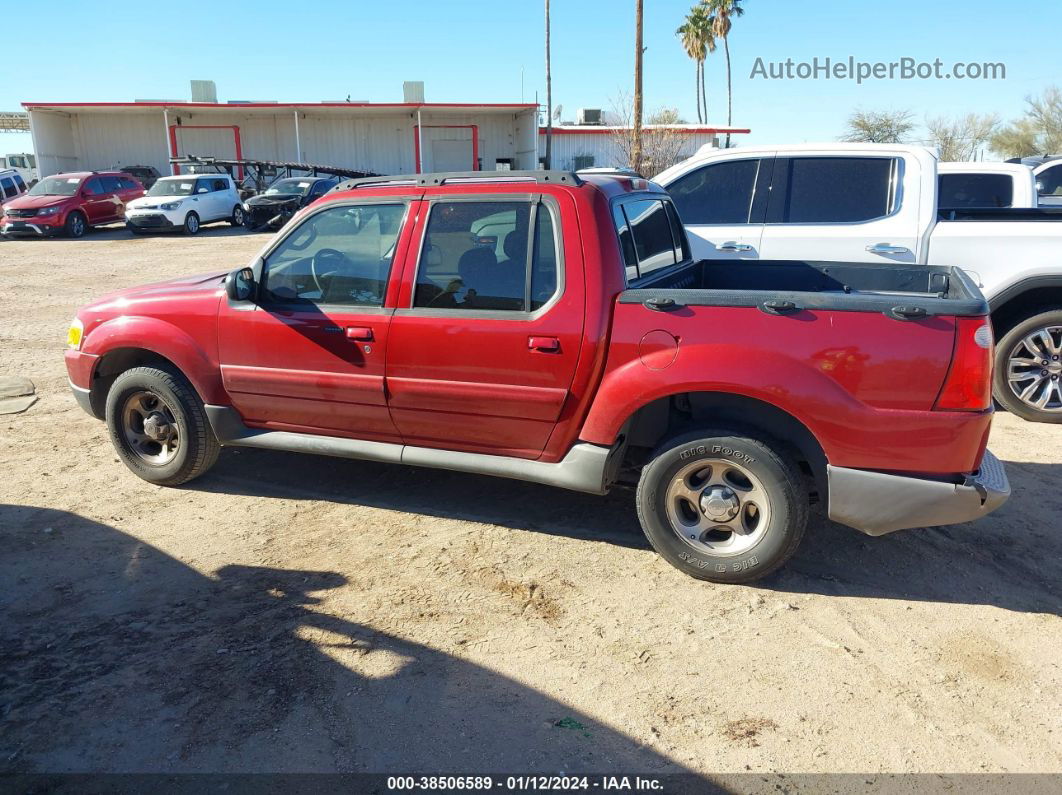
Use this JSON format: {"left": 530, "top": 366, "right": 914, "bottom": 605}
{"left": 773, "top": 157, "right": 896, "bottom": 224}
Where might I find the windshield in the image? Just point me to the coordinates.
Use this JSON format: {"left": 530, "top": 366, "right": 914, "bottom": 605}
{"left": 147, "top": 179, "right": 197, "bottom": 197}
{"left": 265, "top": 178, "right": 314, "bottom": 196}
{"left": 28, "top": 176, "right": 83, "bottom": 196}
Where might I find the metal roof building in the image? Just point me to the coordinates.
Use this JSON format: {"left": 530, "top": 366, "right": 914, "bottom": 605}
{"left": 538, "top": 124, "right": 751, "bottom": 172}
{"left": 22, "top": 101, "right": 541, "bottom": 179}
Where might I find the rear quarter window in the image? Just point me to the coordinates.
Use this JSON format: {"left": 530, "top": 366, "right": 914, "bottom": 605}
{"left": 613, "top": 196, "right": 689, "bottom": 282}
{"left": 938, "top": 173, "right": 1013, "bottom": 208}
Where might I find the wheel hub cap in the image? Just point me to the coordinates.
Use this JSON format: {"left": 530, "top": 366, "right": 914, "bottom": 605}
{"left": 142, "top": 413, "right": 171, "bottom": 441}
{"left": 700, "top": 485, "right": 740, "bottom": 521}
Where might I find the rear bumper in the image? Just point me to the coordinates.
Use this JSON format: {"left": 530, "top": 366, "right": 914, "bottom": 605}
{"left": 827, "top": 449, "right": 1010, "bottom": 536}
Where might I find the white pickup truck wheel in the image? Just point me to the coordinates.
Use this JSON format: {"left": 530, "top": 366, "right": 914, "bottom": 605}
{"left": 994, "top": 310, "right": 1062, "bottom": 423}
{"left": 636, "top": 430, "right": 808, "bottom": 583}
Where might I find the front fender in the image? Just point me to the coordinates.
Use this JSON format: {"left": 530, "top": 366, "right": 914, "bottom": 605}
{"left": 81, "top": 316, "right": 227, "bottom": 404}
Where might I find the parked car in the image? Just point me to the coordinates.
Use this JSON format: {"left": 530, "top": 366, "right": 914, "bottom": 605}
{"left": 1034, "top": 159, "right": 1062, "bottom": 206}
{"left": 657, "top": 143, "right": 1062, "bottom": 423}
{"left": 65, "top": 170, "right": 1008, "bottom": 583}
{"left": 0, "top": 167, "right": 29, "bottom": 206}
{"left": 0, "top": 171, "right": 143, "bottom": 238}
{"left": 242, "top": 176, "right": 340, "bottom": 230}
{"left": 124, "top": 174, "right": 245, "bottom": 235}
{"left": 111, "top": 164, "right": 161, "bottom": 190}
{"left": 937, "top": 162, "right": 1037, "bottom": 209}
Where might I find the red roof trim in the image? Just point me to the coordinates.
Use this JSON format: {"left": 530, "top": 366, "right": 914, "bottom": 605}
{"left": 22, "top": 101, "right": 537, "bottom": 110}
{"left": 539, "top": 126, "right": 751, "bottom": 135}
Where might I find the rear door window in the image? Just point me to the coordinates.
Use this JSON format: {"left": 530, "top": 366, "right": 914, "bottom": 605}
{"left": 100, "top": 176, "right": 122, "bottom": 193}
{"left": 938, "top": 173, "right": 1013, "bottom": 208}
{"left": 770, "top": 157, "right": 897, "bottom": 223}
{"left": 412, "top": 200, "right": 560, "bottom": 313}
{"left": 666, "top": 159, "right": 760, "bottom": 224}
{"left": 83, "top": 178, "right": 105, "bottom": 196}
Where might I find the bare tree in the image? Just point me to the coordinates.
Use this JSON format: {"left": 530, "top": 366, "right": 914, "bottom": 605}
{"left": 841, "top": 109, "right": 915, "bottom": 144}
{"left": 991, "top": 86, "right": 1062, "bottom": 158}
{"left": 610, "top": 96, "right": 692, "bottom": 177}
{"left": 925, "top": 113, "right": 1000, "bottom": 161}
{"left": 632, "top": 0, "right": 644, "bottom": 174}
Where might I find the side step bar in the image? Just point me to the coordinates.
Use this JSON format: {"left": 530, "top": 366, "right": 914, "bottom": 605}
{"left": 204, "top": 405, "right": 612, "bottom": 495}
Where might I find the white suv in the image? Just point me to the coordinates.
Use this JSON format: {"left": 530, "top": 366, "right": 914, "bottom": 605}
{"left": 125, "top": 174, "right": 245, "bottom": 235}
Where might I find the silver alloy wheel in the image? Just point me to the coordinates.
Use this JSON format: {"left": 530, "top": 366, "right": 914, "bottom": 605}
{"left": 233, "top": 206, "right": 245, "bottom": 225}
{"left": 664, "top": 458, "right": 772, "bottom": 556}
{"left": 186, "top": 213, "right": 199, "bottom": 234}
{"left": 121, "top": 390, "right": 180, "bottom": 465}
{"left": 1007, "top": 325, "right": 1062, "bottom": 412}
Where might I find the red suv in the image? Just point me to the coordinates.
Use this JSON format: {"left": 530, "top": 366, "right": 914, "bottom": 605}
{"left": 1, "top": 171, "right": 144, "bottom": 238}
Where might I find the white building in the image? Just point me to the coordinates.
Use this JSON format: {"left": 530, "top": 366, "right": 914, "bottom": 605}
{"left": 22, "top": 100, "right": 541, "bottom": 179}
{"left": 538, "top": 124, "right": 751, "bottom": 172}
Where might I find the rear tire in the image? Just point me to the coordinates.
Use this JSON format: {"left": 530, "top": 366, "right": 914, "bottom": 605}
{"left": 230, "top": 205, "right": 246, "bottom": 227}
{"left": 183, "top": 212, "right": 200, "bottom": 235}
{"left": 64, "top": 211, "right": 86, "bottom": 238}
{"left": 105, "top": 365, "right": 220, "bottom": 486}
{"left": 993, "top": 309, "right": 1062, "bottom": 423}
{"left": 636, "top": 430, "right": 808, "bottom": 583}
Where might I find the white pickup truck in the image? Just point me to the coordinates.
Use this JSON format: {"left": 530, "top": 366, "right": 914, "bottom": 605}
{"left": 656, "top": 143, "right": 1062, "bottom": 423}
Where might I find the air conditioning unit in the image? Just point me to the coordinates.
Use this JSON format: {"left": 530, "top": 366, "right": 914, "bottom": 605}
{"left": 577, "top": 108, "right": 603, "bottom": 125}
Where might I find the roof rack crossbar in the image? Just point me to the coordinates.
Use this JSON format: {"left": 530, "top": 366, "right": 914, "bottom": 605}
{"left": 339, "top": 170, "right": 583, "bottom": 189}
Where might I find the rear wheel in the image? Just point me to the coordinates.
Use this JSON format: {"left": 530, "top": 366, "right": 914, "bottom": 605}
{"left": 230, "top": 205, "right": 246, "bottom": 227}
{"left": 64, "top": 211, "right": 86, "bottom": 238}
{"left": 993, "top": 310, "right": 1062, "bottom": 423}
{"left": 183, "top": 212, "right": 200, "bottom": 235}
{"left": 105, "top": 366, "right": 220, "bottom": 486}
{"left": 636, "top": 430, "right": 808, "bottom": 583}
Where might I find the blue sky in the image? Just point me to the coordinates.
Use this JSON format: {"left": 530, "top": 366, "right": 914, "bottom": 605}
{"left": 3, "top": 0, "right": 1060, "bottom": 156}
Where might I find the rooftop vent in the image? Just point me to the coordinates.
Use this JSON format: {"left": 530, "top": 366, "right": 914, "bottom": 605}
{"left": 190, "top": 80, "right": 218, "bottom": 103}
{"left": 403, "top": 81, "right": 425, "bottom": 103}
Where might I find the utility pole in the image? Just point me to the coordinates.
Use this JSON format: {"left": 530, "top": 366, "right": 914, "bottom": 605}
{"left": 544, "top": 0, "right": 553, "bottom": 169}
{"left": 632, "top": 0, "right": 644, "bottom": 174}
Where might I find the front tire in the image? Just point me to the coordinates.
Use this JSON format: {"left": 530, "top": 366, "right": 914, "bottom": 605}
{"left": 183, "top": 212, "right": 200, "bottom": 235}
{"left": 993, "top": 310, "right": 1062, "bottom": 423}
{"left": 64, "top": 211, "right": 86, "bottom": 238}
{"left": 105, "top": 366, "right": 220, "bottom": 486}
{"left": 230, "top": 205, "right": 246, "bottom": 227}
{"left": 636, "top": 430, "right": 808, "bottom": 583}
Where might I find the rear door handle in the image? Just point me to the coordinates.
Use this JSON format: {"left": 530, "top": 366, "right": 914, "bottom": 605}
{"left": 717, "top": 241, "right": 753, "bottom": 252}
{"left": 528, "top": 336, "right": 560, "bottom": 352}
{"left": 866, "top": 243, "right": 911, "bottom": 255}
{"left": 345, "top": 326, "right": 374, "bottom": 342}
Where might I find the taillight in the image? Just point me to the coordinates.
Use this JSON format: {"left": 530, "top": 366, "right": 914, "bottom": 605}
{"left": 935, "top": 316, "right": 994, "bottom": 411}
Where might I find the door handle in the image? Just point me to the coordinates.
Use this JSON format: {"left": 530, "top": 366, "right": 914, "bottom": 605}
{"left": 345, "top": 326, "right": 374, "bottom": 342}
{"left": 528, "top": 336, "right": 560, "bottom": 352}
{"left": 866, "top": 243, "right": 911, "bottom": 255}
{"left": 717, "top": 241, "right": 754, "bottom": 252}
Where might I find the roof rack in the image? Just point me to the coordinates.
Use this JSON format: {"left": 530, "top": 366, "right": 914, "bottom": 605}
{"left": 332, "top": 170, "right": 583, "bottom": 192}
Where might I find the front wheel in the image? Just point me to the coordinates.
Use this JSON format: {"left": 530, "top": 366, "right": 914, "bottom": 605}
{"left": 230, "top": 205, "right": 246, "bottom": 227}
{"left": 993, "top": 310, "right": 1062, "bottom": 423}
{"left": 64, "top": 211, "right": 86, "bottom": 238}
{"left": 105, "top": 366, "right": 220, "bottom": 486}
{"left": 183, "top": 212, "right": 200, "bottom": 235}
{"left": 636, "top": 430, "right": 808, "bottom": 583}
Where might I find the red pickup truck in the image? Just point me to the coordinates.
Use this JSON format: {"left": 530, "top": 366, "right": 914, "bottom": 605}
{"left": 65, "top": 171, "right": 1009, "bottom": 582}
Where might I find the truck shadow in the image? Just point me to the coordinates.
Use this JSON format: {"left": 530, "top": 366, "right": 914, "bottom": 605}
{"left": 196, "top": 449, "right": 1062, "bottom": 617}
{"left": 0, "top": 504, "right": 692, "bottom": 775}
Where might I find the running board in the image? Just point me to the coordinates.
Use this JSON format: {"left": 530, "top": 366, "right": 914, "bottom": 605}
{"left": 204, "top": 405, "right": 612, "bottom": 495}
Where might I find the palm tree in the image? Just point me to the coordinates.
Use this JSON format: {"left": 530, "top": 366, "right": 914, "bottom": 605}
{"left": 705, "top": 0, "right": 744, "bottom": 146}
{"left": 676, "top": 5, "right": 714, "bottom": 123}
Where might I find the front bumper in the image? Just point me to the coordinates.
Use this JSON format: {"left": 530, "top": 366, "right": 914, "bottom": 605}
{"left": 827, "top": 449, "right": 1010, "bottom": 536}
{"left": 245, "top": 203, "right": 296, "bottom": 229}
{"left": 66, "top": 349, "right": 101, "bottom": 419}
{"left": 126, "top": 211, "right": 180, "bottom": 231}
{"left": 1, "top": 217, "right": 63, "bottom": 236}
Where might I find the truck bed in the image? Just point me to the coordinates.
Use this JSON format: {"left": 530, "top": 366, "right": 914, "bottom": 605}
{"left": 620, "top": 259, "right": 988, "bottom": 318}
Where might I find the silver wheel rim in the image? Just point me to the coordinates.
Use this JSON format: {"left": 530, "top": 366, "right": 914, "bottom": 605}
{"left": 234, "top": 207, "right": 244, "bottom": 224}
{"left": 665, "top": 457, "right": 772, "bottom": 557}
{"left": 1007, "top": 325, "right": 1062, "bottom": 412}
{"left": 121, "top": 390, "right": 180, "bottom": 465}
{"left": 71, "top": 215, "right": 84, "bottom": 235}
{"left": 187, "top": 214, "right": 198, "bottom": 233}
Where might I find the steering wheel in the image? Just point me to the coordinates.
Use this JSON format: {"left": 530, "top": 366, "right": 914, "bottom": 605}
{"left": 310, "top": 248, "right": 348, "bottom": 296}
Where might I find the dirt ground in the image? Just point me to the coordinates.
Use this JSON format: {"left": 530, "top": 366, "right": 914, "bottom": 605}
{"left": 1, "top": 226, "right": 1060, "bottom": 776}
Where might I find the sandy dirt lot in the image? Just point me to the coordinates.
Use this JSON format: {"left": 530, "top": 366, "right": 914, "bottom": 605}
{"left": 1, "top": 227, "right": 1060, "bottom": 776}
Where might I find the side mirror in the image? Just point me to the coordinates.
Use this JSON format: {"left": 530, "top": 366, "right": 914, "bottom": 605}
{"left": 225, "top": 267, "right": 256, "bottom": 302}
